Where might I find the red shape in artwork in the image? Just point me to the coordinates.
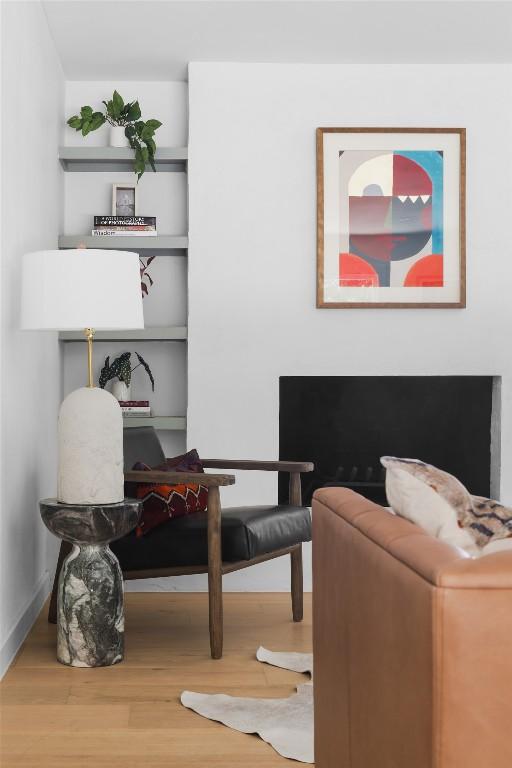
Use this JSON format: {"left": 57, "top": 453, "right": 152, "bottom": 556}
{"left": 404, "top": 254, "right": 443, "bottom": 287}
{"left": 339, "top": 252, "right": 379, "bottom": 287}
{"left": 393, "top": 155, "right": 432, "bottom": 196}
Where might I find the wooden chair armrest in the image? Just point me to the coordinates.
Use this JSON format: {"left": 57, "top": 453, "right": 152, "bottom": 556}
{"left": 124, "top": 470, "right": 235, "bottom": 487}
{"left": 201, "top": 459, "right": 314, "bottom": 473}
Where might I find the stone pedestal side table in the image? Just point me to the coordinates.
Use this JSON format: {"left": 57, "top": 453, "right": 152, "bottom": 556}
{"left": 40, "top": 499, "right": 141, "bottom": 668}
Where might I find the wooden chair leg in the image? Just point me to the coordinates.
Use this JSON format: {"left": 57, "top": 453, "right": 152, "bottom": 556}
{"left": 207, "top": 486, "right": 223, "bottom": 658}
{"left": 288, "top": 471, "right": 304, "bottom": 623}
{"left": 48, "top": 540, "right": 72, "bottom": 624}
{"left": 291, "top": 544, "right": 303, "bottom": 622}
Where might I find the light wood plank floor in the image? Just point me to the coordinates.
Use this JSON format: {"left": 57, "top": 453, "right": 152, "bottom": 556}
{"left": 0, "top": 593, "right": 312, "bottom": 767}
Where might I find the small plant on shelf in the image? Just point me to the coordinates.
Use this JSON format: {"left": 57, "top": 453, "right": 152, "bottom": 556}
{"left": 67, "top": 90, "right": 162, "bottom": 180}
{"left": 99, "top": 352, "right": 155, "bottom": 391}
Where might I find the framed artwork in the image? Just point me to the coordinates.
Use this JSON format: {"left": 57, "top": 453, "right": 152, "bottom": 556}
{"left": 316, "top": 128, "right": 466, "bottom": 308}
{"left": 112, "top": 183, "right": 137, "bottom": 217}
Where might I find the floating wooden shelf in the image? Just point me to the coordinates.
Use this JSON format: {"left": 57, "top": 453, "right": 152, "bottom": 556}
{"left": 58, "top": 235, "right": 188, "bottom": 252}
{"left": 123, "top": 416, "right": 186, "bottom": 431}
{"left": 59, "top": 146, "right": 188, "bottom": 172}
{"left": 59, "top": 327, "right": 187, "bottom": 342}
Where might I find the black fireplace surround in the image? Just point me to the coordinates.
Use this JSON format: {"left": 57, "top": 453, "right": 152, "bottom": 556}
{"left": 279, "top": 376, "right": 495, "bottom": 506}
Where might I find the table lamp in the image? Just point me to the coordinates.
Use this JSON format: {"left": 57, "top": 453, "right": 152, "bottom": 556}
{"left": 21, "top": 249, "right": 144, "bottom": 505}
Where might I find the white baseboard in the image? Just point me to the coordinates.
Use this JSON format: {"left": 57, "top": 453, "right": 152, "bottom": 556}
{"left": 0, "top": 571, "right": 50, "bottom": 679}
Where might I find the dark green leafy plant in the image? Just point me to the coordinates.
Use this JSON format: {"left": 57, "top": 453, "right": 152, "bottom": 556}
{"left": 99, "top": 352, "right": 155, "bottom": 390}
{"left": 67, "top": 90, "right": 162, "bottom": 180}
{"left": 67, "top": 105, "right": 105, "bottom": 135}
{"left": 102, "top": 90, "right": 142, "bottom": 127}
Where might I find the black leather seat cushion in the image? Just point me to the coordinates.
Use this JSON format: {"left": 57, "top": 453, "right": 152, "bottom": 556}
{"left": 110, "top": 504, "right": 311, "bottom": 571}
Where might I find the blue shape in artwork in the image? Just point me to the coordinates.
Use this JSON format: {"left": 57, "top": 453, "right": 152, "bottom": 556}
{"left": 396, "top": 150, "right": 443, "bottom": 254}
{"left": 363, "top": 184, "right": 384, "bottom": 196}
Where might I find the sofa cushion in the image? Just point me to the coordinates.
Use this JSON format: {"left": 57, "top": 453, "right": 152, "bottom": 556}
{"left": 469, "top": 495, "right": 512, "bottom": 548}
{"left": 110, "top": 504, "right": 311, "bottom": 570}
{"left": 381, "top": 456, "right": 512, "bottom": 555}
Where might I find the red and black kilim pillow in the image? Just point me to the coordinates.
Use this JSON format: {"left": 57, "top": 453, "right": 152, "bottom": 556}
{"left": 131, "top": 449, "right": 208, "bottom": 536}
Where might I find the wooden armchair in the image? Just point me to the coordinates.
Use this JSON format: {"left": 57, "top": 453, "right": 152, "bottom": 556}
{"left": 49, "top": 427, "right": 314, "bottom": 659}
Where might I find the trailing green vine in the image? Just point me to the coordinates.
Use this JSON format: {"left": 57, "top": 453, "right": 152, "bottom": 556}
{"left": 67, "top": 90, "right": 162, "bottom": 180}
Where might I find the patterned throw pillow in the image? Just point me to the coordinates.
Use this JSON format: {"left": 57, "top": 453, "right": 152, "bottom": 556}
{"left": 381, "top": 456, "right": 512, "bottom": 554}
{"left": 467, "top": 495, "right": 512, "bottom": 547}
{"left": 130, "top": 449, "right": 208, "bottom": 537}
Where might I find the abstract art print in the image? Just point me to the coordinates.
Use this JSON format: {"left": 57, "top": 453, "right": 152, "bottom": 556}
{"left": 317, "top": 128, "right": 465, "bottom": 308}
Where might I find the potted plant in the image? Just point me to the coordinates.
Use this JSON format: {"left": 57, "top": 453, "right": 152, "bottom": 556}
{"left": 99, "top": 351, "right": 155, "bottom": 402}
{"left": 67, "top": 90, "right": 162, "bottom": 180}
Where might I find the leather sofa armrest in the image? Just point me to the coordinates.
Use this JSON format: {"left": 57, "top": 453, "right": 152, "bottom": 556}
{"left": 314, "top": 487, "right": 512, "bottom": 589}
{"left": 437, "top": 550, "right": 512, "bottom": 588}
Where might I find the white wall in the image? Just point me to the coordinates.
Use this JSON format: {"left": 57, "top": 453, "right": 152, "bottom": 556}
{"left": 0, "top": 0, "right": 64, "bottom": 675}
{"left": 187, "top": 61, "right": 512, "bottom": 590}
{"left": 3, "top": 33, "right": 509, "bottom": 620}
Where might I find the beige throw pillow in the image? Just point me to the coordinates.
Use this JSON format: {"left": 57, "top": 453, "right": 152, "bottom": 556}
{"left": 380, "top": 457, "right": 512, "bottom": 557}
{"left": 381, "top": 458, "right": 478, "bottom": 556}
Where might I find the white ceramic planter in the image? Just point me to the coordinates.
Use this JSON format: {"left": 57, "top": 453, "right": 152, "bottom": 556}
{"left": 109, "top": 126, "right": 129, "bottom": 148}
{"left": 112, "top": 380, "right": 131, "bottom": 402}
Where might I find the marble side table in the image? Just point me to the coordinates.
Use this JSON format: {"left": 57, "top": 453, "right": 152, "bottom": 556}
{"left": 40, "top": 498, "right": 141, "bottom": 668}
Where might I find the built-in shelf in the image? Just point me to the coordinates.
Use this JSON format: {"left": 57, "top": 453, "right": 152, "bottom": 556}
{"left": 59, "top": 146, "right": 188, "bottom": 172}
{"left": 59, "top": 327, "right": 187, "bottom": 342}
{"left": 123, "top": 416, "right": 186, "bottom": 431}
{"left": 58, "top": 235, "right": 188, "bottom": 252}
{"left": 59, "top": 141, "right": 189, "bottom": 438}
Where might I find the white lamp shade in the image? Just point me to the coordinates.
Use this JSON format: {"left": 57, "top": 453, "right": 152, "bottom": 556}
{"left": 21, "top": 249, "right": 144, "bottom": 330}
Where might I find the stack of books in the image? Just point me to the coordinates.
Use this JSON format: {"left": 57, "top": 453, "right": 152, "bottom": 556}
{"left": 119, "top": 400, "right": 151, "bottom": 417}
{"left": 92, "top": 216, "right": 157, "bottom": 237}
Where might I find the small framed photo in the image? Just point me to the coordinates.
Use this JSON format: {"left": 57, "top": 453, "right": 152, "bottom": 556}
{"left": 112, "top": 183, "right": 137, "bottom": 217}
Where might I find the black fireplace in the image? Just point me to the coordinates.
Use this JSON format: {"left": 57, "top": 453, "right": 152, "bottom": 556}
{"left": 278, "top": 376, "right": 496, "bottom": 506}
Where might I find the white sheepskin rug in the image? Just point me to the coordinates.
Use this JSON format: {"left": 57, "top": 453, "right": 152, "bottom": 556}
{"left": 181, "top": 647, "right": 314, "bottom": 763}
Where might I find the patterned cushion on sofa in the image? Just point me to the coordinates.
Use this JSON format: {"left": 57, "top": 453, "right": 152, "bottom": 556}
{"left": 381, "top": 456, "right": 512, "bottom": 555}
{"left": 131, "top": 449, "right": 208, "bottom": 536}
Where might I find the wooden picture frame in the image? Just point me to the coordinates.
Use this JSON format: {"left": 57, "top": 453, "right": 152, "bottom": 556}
{"left": 112, "top": 182, "right": 137, "bottom": 217}
{"left": 316, "top": 127, "right": 466, "bottom": 308}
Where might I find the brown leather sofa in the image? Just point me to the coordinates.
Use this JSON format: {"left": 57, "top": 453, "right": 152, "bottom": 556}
{"left": 312, "top": 487, "right": 512, "bottom": 768}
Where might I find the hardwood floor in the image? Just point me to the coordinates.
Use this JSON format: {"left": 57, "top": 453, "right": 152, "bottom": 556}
{"left": 0, "top": 592, "right": 312, "bottom": 767}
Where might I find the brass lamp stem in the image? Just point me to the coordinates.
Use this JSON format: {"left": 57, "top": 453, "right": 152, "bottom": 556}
{"left": 84, "top": 328, "right": 95, "bottom": 387}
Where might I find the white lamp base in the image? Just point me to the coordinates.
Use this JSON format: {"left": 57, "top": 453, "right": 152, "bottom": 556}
{"left": 58, "top": 387, "right": 124, "bottom": 504}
